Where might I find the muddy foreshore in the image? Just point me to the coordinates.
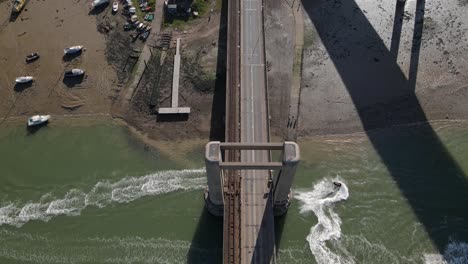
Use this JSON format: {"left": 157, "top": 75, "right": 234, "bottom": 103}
{"left": 2, "top": 0, "right": 468, "bottom": 144}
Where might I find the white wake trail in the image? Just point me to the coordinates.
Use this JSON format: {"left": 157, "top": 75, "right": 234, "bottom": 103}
{"left": 295, "top": 177, "right": 353, "bottom": 264}
{"left": 0, "top": 169, "right": 206, "bottom": 227}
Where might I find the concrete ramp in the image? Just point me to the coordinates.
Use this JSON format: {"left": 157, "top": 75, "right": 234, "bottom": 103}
{"left": 158, "top": 38, "right": 191, "bottom": 114}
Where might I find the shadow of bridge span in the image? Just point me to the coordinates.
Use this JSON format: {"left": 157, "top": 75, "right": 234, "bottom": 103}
{"left": 303, "top": 0, "right": 468, "bottom": 254}
{"left": 187, "top": 207, "right": 223, "bottom": 263}
{"left": 187, "top": 0, "right": 227, "bottom": 263}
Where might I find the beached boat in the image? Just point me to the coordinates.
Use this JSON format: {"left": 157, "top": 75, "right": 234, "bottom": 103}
{"left": 11, "top": 0, "right": 26, "bottom": 14}
{"left": 92, "top": 0, "right": 109, "bottom": 8}
{"left": 27, "top": 115, "right": 50, "bottom": 127}
{"left": 15, "top": 76, "right": 33, "bottom": 83}
{"left": 64, "top": 46, "right": 83, "bottom": 55}
{"left": 64, "top": 69, "right": 85, "bottom": 77}
{"left": 112, "top": 1, "right": 118, "bottom": 12}
{"left": 25, "top": 52, "right": 40, "bottom": 63}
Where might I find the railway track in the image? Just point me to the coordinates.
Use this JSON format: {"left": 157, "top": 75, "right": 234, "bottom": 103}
{"left": 224, "top": 0, "right": 241, "bottom": 263}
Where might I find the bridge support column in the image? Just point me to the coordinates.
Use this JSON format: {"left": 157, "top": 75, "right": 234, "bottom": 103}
{"left": 273, "top": 142, "right": 300, "bottom": 216}
{"left": 204, "top": 141, "right": 224, "bottom": 216}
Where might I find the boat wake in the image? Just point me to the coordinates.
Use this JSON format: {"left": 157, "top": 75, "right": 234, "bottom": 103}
{"left": 0, "top": 169, "right": 205, "bottom": 227}
{"left": 295, "top": 177, "right": 353, "bottom": 264}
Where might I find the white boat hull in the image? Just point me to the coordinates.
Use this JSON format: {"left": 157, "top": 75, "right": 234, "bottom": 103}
{"left": 92, "top": 0, "right": 109, "bottom": 7}
{"left": 16, "top": 76, "right": 33, "bottom": 83}
{"left": 65, "top": 69, "right": 85, "bottom": 77}
{"left": 27, "top": 115, "right": 50, "bottom": 127}
{"left": 64, "top": 46, "right": 83, "bottom": 55}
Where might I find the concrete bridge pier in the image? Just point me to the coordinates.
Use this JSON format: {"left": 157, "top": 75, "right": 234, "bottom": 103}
{"left": 204, "top": 142, "right": 300, "bottom": 217}
{"left": 204, "top": 141, "right": 224, "bottom": 216}
{"left": 273, "top": 142, "right": 300, "bottom": 216}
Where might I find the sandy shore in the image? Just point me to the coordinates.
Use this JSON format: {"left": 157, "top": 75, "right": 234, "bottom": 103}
{"left": 0, "top": 0, "right": 119, "bottom": 118}
{"left": 298, "top": 0, "right": 468, "bottom": 136}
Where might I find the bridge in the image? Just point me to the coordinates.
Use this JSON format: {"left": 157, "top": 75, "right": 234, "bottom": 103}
{"left": 204, "top": 0, "right": 300, "bottom": 263}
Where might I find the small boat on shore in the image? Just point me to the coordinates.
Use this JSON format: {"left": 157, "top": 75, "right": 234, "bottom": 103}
{"left": 64, "top": 69, "right": 85, "bottom": 77}
{"left": 25, "top": 52, "right": 40, "bottom": 63}
{"left": 112, "top": 1, "right": 118, "bottom": 12}
{"left": 64, "top": 46, "right": 83, "bottom": 55}
{"left": 15, "top": 76, "right": 33, "bottom": 83}
{"left": 92, "top": 0, "right": 109, "bottom": 8}
{"left": 27, "top": 115, "right": 50, "bottom": 127}
{"left": 11, "top": 0, "right": 26, "bottom": 14}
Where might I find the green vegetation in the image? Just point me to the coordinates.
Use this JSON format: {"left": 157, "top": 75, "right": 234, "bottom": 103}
{"left": 214, "top": 0, "right": 222, "bottom": 12}
{"left": 131, "top": 0, "right": 144, "bottom": 19}
{"left": 163, "top": 13, "right": 194, "bottom": 30}
{"left": 192, "top": 0, "right": 209, "bottom": 16}
{"left": 131, "top": 0, "right": 156, "bottom": 20}
{"left": 163, "top": 0, "right": 212, "bottom": 30}
{"left": 303, "top": 29, "right": 316, "bottom": 48}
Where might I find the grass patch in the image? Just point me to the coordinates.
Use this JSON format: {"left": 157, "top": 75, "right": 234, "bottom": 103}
{"left": 173, "top": 19, "right": 188, "bottom": 30}
{"left": 163, "top": 0, "right": 214, "bottom": 30}
{"left": 164, "top": 18, "right": 191, "bottom": 31}
{"left": 303, "top": 28, "right": 316, "bottom": 48}
{"left": 214, "top": 0, "right": 222, "bottom": 12}
{"left": 192, "top": 0, "right": 209, "bottom": 16}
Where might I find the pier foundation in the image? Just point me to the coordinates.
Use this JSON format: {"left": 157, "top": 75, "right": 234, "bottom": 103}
{"left": 273, "top": 142, "right": 300, "bottom": 216}
{"left": 204, "top": 141, "right": 224, "bottom": 216}
{"left": 204, "top": 142, "right": 300, "bottom": 216}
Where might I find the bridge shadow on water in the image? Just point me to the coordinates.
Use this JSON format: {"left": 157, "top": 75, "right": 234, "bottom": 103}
{"left": 187, "top": 207, "right": 223, "bottom": 263}
{"left": 303, "top": 0, "right": 468, "bottom": 255}
{"left": 186, "top": 0, "right": 227, "bottom": 263}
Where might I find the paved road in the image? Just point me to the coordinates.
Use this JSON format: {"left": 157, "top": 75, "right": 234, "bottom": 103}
{"left": 240, "top": 0, "right": 275, "bottom": 263}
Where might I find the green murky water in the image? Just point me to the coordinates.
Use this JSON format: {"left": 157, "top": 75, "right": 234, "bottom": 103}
{"left": 1, "top": 119, "right": 468, "bottom": 263}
